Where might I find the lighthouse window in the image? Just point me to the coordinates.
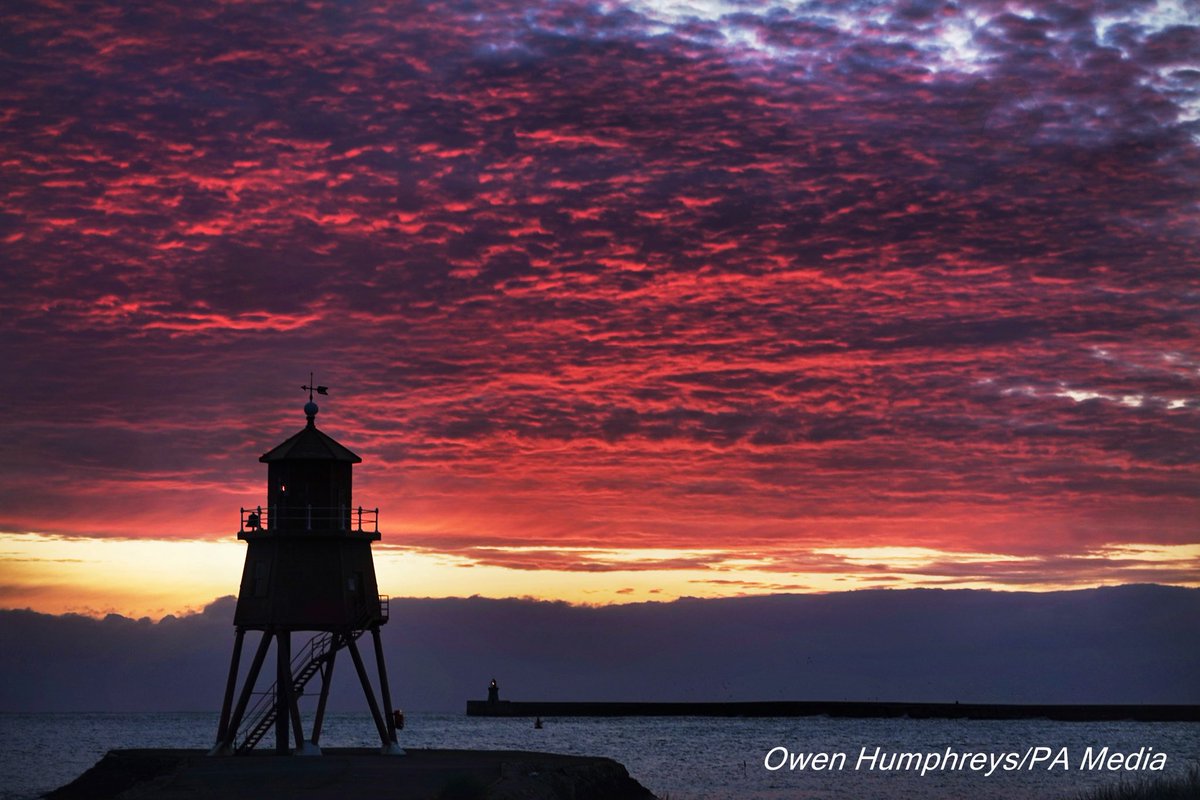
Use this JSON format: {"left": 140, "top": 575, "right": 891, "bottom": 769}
{"left": 253, "top": 561, "right": 271, "bottom": 597}
{"left": 348, "top": 573, "right": 364, "bottom": 604}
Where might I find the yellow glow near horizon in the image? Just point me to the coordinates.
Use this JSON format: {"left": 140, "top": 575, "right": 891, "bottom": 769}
{"left": 0, "top": 533, "right": 245, "bottom": 618}
{"left": 812, "top": 546, "right": 1031, "bottom": 565}
{"left": 1097, "top": 543, "right": 1200, "bottom": 562}
{"left": 2, "top": 532, "right": 1198, "bottom": 619}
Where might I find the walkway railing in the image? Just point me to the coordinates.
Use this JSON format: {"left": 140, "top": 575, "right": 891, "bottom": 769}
{"left": 240, "top": 505, "right": 379, "bottom": 534}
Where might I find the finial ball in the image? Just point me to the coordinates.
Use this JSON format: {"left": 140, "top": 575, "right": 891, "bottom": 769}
{"left": 304, "top": 400, "right": 319, "bottom": 418}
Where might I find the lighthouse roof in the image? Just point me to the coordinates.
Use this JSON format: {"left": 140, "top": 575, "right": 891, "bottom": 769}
{"left": 259, "top": 423, "right": 362, "bottom": 463}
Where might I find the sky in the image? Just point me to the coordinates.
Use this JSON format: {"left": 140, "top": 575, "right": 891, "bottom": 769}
{"left": 1, "top": 0, "right": 1198, "bottom": 617}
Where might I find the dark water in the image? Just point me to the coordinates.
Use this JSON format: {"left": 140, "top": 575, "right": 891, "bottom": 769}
{"left": 1, "top": 712, "right": 1196, "bottom": 799}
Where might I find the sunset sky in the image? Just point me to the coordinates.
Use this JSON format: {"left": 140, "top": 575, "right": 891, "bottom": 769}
{"left": 2, "top": 0, "right": 1197, "bottom": 618}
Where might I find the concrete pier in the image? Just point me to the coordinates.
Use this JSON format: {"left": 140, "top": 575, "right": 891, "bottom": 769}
{"left": 44, "top": 748, "right": 657, "bottom": 800}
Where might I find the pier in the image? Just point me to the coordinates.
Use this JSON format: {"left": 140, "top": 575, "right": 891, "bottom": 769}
{"left": 466, "top": 700, "right": 1200, "bottom": 722}
{"left": 46, "top": 748, "right": 656, "bottom": 800}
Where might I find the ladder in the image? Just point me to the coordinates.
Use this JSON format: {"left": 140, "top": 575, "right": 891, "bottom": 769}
{"left": 235, "top": 628, "right": 365, "bottom": 752}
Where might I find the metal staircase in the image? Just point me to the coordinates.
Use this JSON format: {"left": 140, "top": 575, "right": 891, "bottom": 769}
{"left": 234, "top": 628, "right": 363, "bottom": 752}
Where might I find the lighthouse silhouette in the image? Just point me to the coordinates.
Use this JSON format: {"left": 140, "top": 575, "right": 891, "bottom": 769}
{"left": 212, "top": 380, "right": 403, "bottom": 756}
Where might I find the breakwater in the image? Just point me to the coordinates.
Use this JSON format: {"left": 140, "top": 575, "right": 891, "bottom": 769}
{"left": 466, "top": 700, "right": 1200, "bottom": 722}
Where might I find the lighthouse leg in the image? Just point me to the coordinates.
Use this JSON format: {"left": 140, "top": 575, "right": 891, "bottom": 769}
{"left": 214, "top": 630, "right": 273, "bottom": 755}
{"left": 311, "top": 642, "right": 337, "bottom": 746}
{"left": 275, "top": 630, "right": 292, "bottom": 754}
{"left": 347, "top": 637, "right": 392, "bottom": 751}
{"left": 288, "top": 690, "right": 309, "bottom": 753}
{"left": 215, "top": 627, "right": 246, "bottom": 747}
{"left": 371, "top": 626, "right": 399, "bottom": 746}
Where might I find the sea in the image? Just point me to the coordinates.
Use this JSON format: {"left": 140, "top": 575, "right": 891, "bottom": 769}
{"left": 1, "top": 712, "right": 1197, "bottom": 800}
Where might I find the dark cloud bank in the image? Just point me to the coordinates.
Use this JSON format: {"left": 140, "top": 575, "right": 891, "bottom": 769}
{"left": 2, "top": 585, "right": 1196, "bottom": 713}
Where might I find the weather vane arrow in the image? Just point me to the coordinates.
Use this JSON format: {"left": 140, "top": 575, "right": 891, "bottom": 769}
{"left": 301, "top": 372, "right": 329, "bottom": 401}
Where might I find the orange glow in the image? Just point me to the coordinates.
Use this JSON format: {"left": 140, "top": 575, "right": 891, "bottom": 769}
{"left": 3, "top": 532, "right": 1197, "bottom": 619}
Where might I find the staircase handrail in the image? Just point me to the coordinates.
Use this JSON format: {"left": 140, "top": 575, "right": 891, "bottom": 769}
{"left": 235, "top": 631, "right": 337, "bottom": 750}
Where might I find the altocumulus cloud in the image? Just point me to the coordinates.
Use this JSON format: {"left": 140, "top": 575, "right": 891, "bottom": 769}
{"left": 0, "top": 0, "right": 1196, "bottom": 584}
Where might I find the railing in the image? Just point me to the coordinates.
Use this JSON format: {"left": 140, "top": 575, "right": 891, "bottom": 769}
{"left": 240, "top": 505, "right": 379, "bottom": 534}
{"left": 236, "top": 629, "right": 361, "bottom": 752}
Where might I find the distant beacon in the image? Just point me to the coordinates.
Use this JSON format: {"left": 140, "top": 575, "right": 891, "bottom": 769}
{"left": 211, "top": 384, "right": 402, "bottom": 756}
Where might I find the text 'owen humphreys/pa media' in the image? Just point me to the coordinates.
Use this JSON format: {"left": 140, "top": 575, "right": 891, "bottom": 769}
{"left": 763, "top": 746, "right": 1167, "bottom": 777}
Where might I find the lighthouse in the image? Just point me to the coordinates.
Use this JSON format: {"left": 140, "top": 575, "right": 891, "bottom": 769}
{"left": 212, "top": 381, "right": 402, "bottom": 756}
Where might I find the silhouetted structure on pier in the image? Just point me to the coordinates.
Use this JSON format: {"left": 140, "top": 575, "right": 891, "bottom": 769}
{"left": 212, "top": 383, "right": 402, "bottom": 756}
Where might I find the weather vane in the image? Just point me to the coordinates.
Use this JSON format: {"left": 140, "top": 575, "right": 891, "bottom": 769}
{"left": 301, "top": 372, "right": 329, "bottom": 402}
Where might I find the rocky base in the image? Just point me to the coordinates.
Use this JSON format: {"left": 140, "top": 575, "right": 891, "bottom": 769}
{"left": 44, "top": 748, "right": 657, "bottom": 800}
